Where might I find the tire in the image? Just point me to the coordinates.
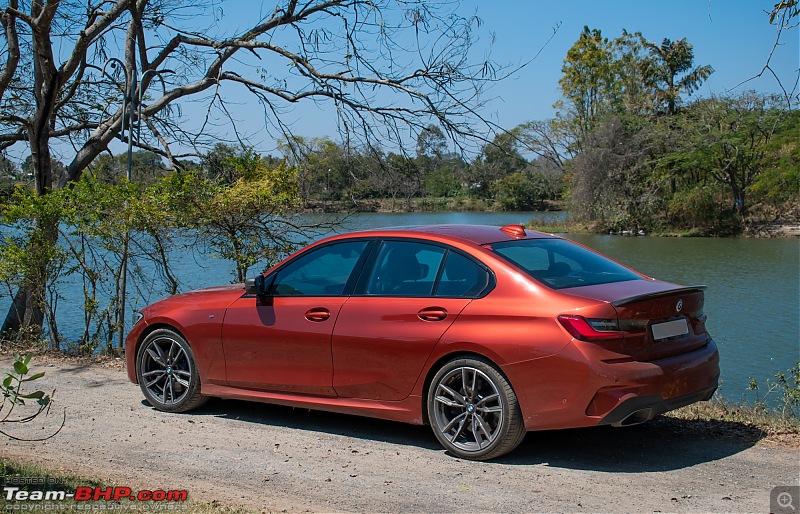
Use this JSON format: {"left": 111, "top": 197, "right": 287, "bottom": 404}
{"left": 136, "top": 328, "right": 208, "bottom": 413}
{"left": 427, "top": 357, "right": 526, "bottom": 460}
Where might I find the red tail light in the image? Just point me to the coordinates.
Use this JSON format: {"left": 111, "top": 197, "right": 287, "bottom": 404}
{"left": 557, "top": 315, "right": 646, "bottom": 342}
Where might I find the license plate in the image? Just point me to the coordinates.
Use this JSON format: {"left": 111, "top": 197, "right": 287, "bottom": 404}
{"left": 651, "top": 319, "right": 689, "bottom": 341}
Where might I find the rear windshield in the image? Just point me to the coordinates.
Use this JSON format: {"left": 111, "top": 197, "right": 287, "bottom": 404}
{"left": 488, "top": 238, "right": 641, "bottom": 290}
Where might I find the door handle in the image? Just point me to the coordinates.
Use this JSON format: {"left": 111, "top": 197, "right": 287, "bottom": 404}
{"left": 305, "top": 307, "right": 331, "bottom": 322}
{"left": 418, "top": 307, "right": 447, "bottom": 322}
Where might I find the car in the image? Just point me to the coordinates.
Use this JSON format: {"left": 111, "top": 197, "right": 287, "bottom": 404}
{"left": 125, "top": 224, "right": 719, "bottom": 460}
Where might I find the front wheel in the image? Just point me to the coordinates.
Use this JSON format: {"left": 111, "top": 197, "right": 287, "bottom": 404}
{"left": 136, "top": 328, "right": 208, "bottom": 413}
{"left": 427, "top": 357, "right": 526, "bottom": 460}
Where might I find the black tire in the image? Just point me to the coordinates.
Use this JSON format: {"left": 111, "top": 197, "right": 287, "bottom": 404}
{"left": 136, "top": 328, "right": 208, "bottom": 413}
{"left": 427, "top": 357, "right": 526, "bottom": 460}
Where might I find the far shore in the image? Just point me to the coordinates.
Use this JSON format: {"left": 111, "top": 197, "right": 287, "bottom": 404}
{"left": 300, "top": 198, "right": 800, "bottom": 238}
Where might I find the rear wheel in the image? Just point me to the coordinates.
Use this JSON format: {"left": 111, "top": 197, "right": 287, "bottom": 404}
{"left": 137, "top": 328, "right": 208, "bottom": 412}
{"left": 427, "top": 357, "right": 526, "bottom": 460}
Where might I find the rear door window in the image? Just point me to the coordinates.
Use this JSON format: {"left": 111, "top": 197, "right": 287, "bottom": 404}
{"left": 364, "top": 241, "right": 445, "bottom": 296}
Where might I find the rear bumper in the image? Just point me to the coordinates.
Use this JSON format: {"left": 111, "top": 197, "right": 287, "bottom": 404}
{"left": 598, "top": 381, "right": 717, "bottom": 426}
{"left": 506, "top": 338, "right": 720, "bottom": 431}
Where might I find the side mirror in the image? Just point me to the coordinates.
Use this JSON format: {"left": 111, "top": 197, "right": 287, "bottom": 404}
{"left": 244, "top": 274, "right": 273, "bottom": 296}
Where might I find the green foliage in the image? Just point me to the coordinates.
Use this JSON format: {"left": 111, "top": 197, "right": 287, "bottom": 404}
{"left": 88, "top": 151, "right": 166, "bottom": 185}
{"left": 667, "top": 184, "right": 741, "bottom": 236}
{"left": 748, "top": 362, "right": 800, "bottom": 420}
{"left": 770, "top": 0, "right": 799, "bottom": 26}
{"left": 0, "top": 153, "right": 305, "bottom": 352}
{"left": 177, "top": 157, "right": 303, "bottom": 283}
{"left": 750, "top": 109, "right": 800, "bottom": 206}
{"left": 491, "top": 170, "right": 549, "bottom": 211}
{"left": 0, "top": 354, "right": 62, "bottom": 441}
{"left": 642, "top": 37, "right": 713, "bottom": 115}
{"left": 559, "top": 26, "right": 618, "bottom": 139}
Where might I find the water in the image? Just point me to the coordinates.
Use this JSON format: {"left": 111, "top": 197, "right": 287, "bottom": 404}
{"left": 3, "top": 210, "right": 797, "bottom": 402}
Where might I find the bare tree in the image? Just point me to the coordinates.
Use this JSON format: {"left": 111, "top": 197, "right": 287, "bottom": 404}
{"left": 0, "top": 0, "right": 512, "bottom": 337}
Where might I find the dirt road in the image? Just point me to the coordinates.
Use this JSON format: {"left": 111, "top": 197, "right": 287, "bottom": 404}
{"left": 2, "top": 357, "right": 798, "bottom": 513}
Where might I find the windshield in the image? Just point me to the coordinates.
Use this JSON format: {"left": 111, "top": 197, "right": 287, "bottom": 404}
{"left": 488, "top": 238, "right": 642, "bottom": 290}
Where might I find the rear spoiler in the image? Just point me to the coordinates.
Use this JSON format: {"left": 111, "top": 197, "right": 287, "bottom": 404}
{"left": 611, "top": 285, "right": 707, "bottom": 307}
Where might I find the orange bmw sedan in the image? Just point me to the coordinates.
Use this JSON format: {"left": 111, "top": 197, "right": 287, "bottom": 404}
{"left": 126, "top": 224, "right": 719, "bottom": 460}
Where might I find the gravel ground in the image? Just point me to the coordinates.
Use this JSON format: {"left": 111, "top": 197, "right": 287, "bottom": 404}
{"left": 1, "top": 356, "right": 798, "bottom": 513}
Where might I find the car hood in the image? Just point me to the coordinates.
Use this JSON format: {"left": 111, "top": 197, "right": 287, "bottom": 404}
{"left": 142, "top": 283, "right": 246, "bottom": 315}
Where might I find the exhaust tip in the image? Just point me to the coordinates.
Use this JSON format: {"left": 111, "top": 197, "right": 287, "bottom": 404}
{"left": 612, "top": 407, "right": 654, "bottom": 427}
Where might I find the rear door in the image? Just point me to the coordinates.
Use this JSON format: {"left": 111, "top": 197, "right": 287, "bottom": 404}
{"left": 332, "top": 241, "right": 491, "bottom": 400}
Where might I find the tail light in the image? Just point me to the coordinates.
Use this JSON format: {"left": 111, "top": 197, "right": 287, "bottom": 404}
{"left": 557, "top": 315, "right": 647, "bottom": 342}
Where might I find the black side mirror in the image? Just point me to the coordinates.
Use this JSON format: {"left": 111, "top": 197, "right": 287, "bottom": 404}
{"left": 245, "top": 274, "right": 273, "bottom": 296}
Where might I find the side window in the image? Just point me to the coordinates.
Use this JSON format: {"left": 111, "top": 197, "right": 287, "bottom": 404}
{"left": 365, "top": 241, "right": 445, "bottom": 296}
{"left": 271, "top": 240, "right": 369, "bottom": 296}
{"left": 435, "top": 252, "right": 490, "bottom": 298}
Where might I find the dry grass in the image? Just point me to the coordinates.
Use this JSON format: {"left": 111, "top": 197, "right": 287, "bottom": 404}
{"left": 666, "top": 397, "right": 800, "bottom": 447}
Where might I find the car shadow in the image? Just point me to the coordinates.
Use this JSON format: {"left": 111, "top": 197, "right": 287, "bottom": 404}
{"left": 175, "top": 398, "right": 765, "bottom": 471}
{"left": 500, "top": 416, "right": 766, "bottom": 471}
{"left": 189, "top": 397, "right": 442, "bottom": 450}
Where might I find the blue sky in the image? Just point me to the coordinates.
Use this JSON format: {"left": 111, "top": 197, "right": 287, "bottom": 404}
{"left": 206, "top": 0, "right": 798, "bottom": 155}
{"left": 467, "top": 0, "right": 798, "bottom": 124}
{"left": 40, "top": 1, "right": 796, "bottom": 163}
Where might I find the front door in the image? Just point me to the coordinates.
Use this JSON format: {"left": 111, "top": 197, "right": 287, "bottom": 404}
{"left": 222, "top": 240, "right": 371, "bottom": 395}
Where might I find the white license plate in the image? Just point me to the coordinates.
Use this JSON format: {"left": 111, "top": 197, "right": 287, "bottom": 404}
{"left": 651, "top": 319, "right": 689, "bottom": 341}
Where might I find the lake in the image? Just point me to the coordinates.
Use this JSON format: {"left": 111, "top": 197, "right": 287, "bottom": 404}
{"left": 4, "top": 210, "right": 798, "bottom": 403}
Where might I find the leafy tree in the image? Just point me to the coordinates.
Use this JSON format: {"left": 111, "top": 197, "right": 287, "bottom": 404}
{"left": 558, "top": 27, "right": 618, "bottom": 146}
{"left": 416, "top": 125, "right": 448, "bottom": 173}
{"left": 612, "top": 30, "right": 657, "bottom": 116}
{"left": 490, "top": 169, "right": 549, "bottom": 211}
{"left": 0, "top": 0, "right": 507, "bottom": 338}
{"left": 680, "top": 93, "right": 784, "bottom": 214}
{"left": 750, "top": 109, "right": 800, "bottom": 208}
{"left": 89, "top": 151, "right": 165, "bottom": 185}
{"left": 469, "top": 130, "right": 527, "bottom": 197}
{"left": 201, "top": 144, "right": 240, "bottom": 185}
{"left": 175, "top": 156, "right": 304, "bottom": 283}
{"left": 642, "top": 37, "right": 713, "bottom": 115}
{"left": 667, "top": 184, "right": 740, "bottom": 235}
{"left": 0, "top": 154, "right": 17, "bottom": 180}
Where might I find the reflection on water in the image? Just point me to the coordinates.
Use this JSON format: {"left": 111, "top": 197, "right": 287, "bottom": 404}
{"left": 2, "top": 210, "right": 797, "bottom": 402}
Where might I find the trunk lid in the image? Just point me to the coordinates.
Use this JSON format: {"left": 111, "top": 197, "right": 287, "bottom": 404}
{"left": 563, "top": 279, "right": 711, "bottom": 361}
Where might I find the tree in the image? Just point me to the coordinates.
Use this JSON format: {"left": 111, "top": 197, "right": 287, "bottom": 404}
{"left": 469, "top": 129, "right": 527, "bottom": 197}
{"left": 89, "top": 150, "right": 165, "bottom": 185}
{"left": 490, "top": 168, "right": 548, "bottom": 211}
{"left": 680, "top": 93, "right": 785, "bottom": 215}
{"left": 612, "top": 30, "right": 657, "bottom": 116}
{"left": 642, "top": 37, "right": 713, "bottom": 115}
{"left": 178, "top": 157, "right": 304, "bottom": 283}
{"left": 0, "top": 0, "right": 507, "bottom": 338}
{"left": 568, "top": 115, "right": 664, "bottom": 231}
{"left": 0, "top": 153, "right": 16, "bottom": 180}
{"left": 558, "top": 27, "right": 618, "bottom": 146}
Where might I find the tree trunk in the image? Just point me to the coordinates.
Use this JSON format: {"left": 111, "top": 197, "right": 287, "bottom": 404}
{"left": 1, "top": 287, "right": 43, "bottom": 339}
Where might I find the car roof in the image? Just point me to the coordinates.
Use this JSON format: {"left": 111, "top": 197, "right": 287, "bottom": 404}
{"left": 335, "top": 224, "right": 558, "bottom": 246}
